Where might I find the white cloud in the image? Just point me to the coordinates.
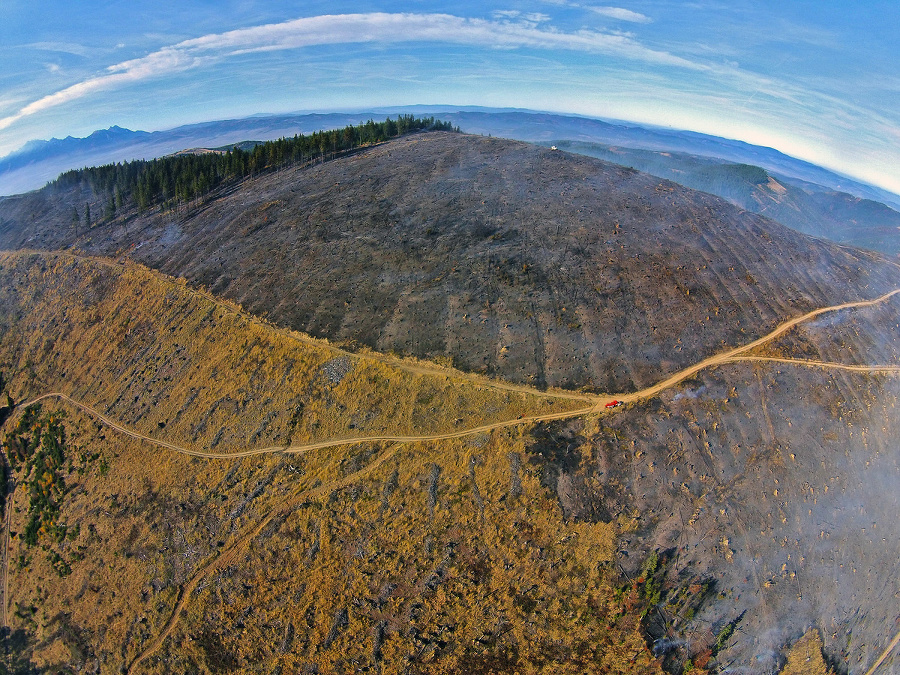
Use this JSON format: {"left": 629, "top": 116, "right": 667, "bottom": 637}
{"left": 0, "top": 12, "right": 698, "bottom": 131}
{"left": 586, "top": 6, "right": 652, "bottom": 23}
{"left": 544, "top": 2, "right": 651, "bottom": 23}
{"left": 492, "top": 11, "right": 551, "bottom": 23}
{"left": 23, "top": 41, "right": 91, "bottom": 57}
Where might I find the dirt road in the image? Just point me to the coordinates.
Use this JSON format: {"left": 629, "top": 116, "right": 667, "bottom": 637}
{"left": 22, "top": 392, "right": 597, "bottom": 460}
{"left": 18, "top": 287, "right": 900, "bottom": 461}
{"left": 864, "top": 628, "right": 900, "bottom": 675}
{"left": 725, "top": 356, "right": 900, "bottom": 374}
{"left": 604, "top": 287, "right": 900, "bottom": 411}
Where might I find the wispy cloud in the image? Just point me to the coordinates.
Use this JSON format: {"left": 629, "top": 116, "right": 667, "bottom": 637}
{"left": 23, "top": 41, "right": 92, "bottom": 57}
{"left": 586, "top": 6, "right": 652, "bottom": 23}
{"left": 491, "top": 10, "right": 551, "bottom": 24}
{"left": 0, "top": 12, "right": 698, "bottom": 131}
{"left": 544, "top": 1, "right": 652, "bottom": 23}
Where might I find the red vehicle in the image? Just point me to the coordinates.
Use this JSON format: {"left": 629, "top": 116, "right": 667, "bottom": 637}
{"left": 605, "top": 400, "right": 622, "bottom": 409}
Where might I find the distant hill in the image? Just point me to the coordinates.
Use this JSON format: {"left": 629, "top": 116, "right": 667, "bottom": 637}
{"left": 554, "top": 140, "right": 900, "bottom": 255}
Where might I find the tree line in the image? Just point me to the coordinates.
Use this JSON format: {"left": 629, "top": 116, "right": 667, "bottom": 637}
{"left": 56, "top": 115, "right": 457, "bottom": 216}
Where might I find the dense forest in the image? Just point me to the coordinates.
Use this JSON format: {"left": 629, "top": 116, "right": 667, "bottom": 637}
{"left": 55, "top": 115, "right": 457, "bottom": 216}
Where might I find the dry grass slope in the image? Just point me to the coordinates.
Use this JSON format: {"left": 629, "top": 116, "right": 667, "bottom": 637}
{"left": 0, "top": 251, "right": 662, "bottom": 674}
{"left": 0, "top": 251, "right": 588, "bottom": 456}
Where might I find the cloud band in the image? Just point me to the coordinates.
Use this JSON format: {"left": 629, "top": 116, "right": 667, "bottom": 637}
{"left": 0, "top": 12, "right": 698, "bottom": 131}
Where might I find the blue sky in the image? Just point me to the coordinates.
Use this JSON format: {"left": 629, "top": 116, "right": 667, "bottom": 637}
{"left": 1, "top": 1, "right": 899, "bottom": 194}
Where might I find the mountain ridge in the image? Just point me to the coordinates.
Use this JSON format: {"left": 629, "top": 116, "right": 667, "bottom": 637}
{"left": 3, "top": 107, "right": 898, "bottom": 210}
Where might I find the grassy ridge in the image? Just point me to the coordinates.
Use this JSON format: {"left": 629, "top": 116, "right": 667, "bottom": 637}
{"left": 0, "top": 250, "right": 666, "bottom": 673}
{"left": 0, "top": 251, "right": 584, "bottom": 455}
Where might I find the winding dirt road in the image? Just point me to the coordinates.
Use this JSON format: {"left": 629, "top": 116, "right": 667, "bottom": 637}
{"left": 16, "top": 288, "right": 900, "bottom": 462}
{"left": 606, "top": 288, "right": 900, "bottom": 410}
{"left": 22, "top": 392, "right": 597, "bottom": 460}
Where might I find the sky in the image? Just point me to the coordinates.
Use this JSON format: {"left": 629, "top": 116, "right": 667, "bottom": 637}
{"left": 1, "top": 1, "right": 899, "bottom": 195}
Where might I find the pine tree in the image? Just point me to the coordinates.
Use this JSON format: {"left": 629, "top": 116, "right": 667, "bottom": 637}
{"left": 84, "top": 203, "right": 91, "bottom": 229}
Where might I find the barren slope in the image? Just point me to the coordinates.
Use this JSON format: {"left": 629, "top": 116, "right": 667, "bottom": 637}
{"left": 1, "top": 132, "right": 897, "bottom": 395}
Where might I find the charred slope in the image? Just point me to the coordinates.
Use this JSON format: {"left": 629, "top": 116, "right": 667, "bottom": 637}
{"left": 2, "top": 133, "right": 900, "bottom": 674}
{"left": 2, "top": 132, "right": 896, "bottom": 395}
{"left": 525, "top": 329, "right": 900, "bottom": 672}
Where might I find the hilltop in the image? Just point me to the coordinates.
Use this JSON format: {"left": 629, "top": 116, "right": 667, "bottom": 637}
{"left": 1, "top": 132, "right": 895, "bottom": 394}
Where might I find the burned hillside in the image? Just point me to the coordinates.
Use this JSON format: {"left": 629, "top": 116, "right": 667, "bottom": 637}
{"left": 1, "top": 132, "right": 897, "bottom": 395}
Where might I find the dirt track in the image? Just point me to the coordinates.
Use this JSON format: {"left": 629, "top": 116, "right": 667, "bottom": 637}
{"left": 725, "top": 355, "right": 900, "bottom": 374}
{"left": 864, "top": 629, "right": 900, "bottom": 675}
{"left": 17, "top": 287, "right": 900, "bottom": 461}
{"left": 608, "top": 287, "right": 900, "bottom": 410}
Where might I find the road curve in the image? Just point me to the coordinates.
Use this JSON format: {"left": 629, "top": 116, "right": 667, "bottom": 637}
{"left": 600, "top": 287, "right": 900, "bottom": 411}
{"left": 17, "top": 287, "right": 900, "bottom": 460}
{"left": 20, "top": 392, "right": 596, "bottom": 460}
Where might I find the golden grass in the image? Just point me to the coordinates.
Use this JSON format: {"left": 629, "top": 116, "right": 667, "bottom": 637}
{"left": 778, "top": 630, "right": 831, "bottom": 675}
{"left": 1, "top": 250, "right": 661, "bottom": 673}
{"left": 0, "top": 251, "right": 588, "bottom": 457}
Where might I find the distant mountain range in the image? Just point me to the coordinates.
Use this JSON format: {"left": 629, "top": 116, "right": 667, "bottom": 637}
{"left": 3, "top": 106, "right": 900, "bottom": 254}
{"left": 0, "top": 113, "right": 386, "bottom": 195}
